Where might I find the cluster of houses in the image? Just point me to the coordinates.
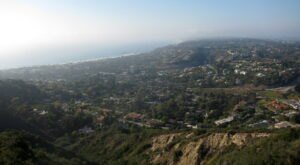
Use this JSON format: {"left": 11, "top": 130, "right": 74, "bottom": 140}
{"left": 176, "top": 48, "right": 296, "bottom": 88}
{"left": 119, "top": 112, "right": 164, "bottom": 128}
{"left": 267, "top": 99, "right": 300, "bottom": 111}
{"left": 73, "top": 88, "right": 300, "bottom": 134}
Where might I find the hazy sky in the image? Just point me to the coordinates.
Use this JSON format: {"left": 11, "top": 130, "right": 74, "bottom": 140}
{"left": 0, "top": 0, "right": 300, "bottom": 68}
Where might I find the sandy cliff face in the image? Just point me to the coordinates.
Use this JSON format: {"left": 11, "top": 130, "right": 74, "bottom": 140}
{"left": 151, "top": 133, "right": 182, "bottom": 151}
{"left": 150, "top": 132, "right": 269, "bottom": 165}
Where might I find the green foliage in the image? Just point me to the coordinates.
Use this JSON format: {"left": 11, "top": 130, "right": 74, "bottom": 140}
{"left": 0, "top": 80, "right": 44, "bottom": 103}
{"left": 0, "top": 131, "right": 36, "bottom": 165}
{"left": 210, "top": 129, "right": 300, "bottom": 165}
{"left": 0, "top": 130, "right": 90, "bottom": 165}
{"left": 63, "top": 125, "right": 161, "bottom": 165}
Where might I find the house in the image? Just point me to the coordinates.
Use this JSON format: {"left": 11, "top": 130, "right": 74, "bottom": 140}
{"left": 39, "top": 110, "right": 48, "bottom": 116}
{"left": 186, "top": 124, "right": 198, "bottom": 129}
{"left": 78, "top": 126, "right": 94, "bottom": 134}
{"left": 240, "top": 71, "right": 247, "bottom": 75}
{"left": 215, "top": 116, "right": 235, "bottom": 126}
{"left": 234, "top": 69, "right": 240, "bottom": 74}
{"left": 248, "top": 120, "right": 270, "bottom": 127}
{"left": 274, "top": 121, "right": 300, "bottom": 129}
{"left": 256, "top": 73, "right": 265, "bottom": 77}
{"left": 270, "top": 100, "right": 289, "bottom": 110}
{"left": 284, "top": 111, "right": 300, "bottom": 118}
{"left": 124, "top": 112, "right": 144, "bottom": 121}
{"left": 286, "top": 100, "right": 300, "bottom": 110}
{"left": 145, "top": 119, "right": 164, "bottom": 128}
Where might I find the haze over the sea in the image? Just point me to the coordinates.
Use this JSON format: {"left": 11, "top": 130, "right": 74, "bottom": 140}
{"left": 0, "top": 42, "right": 168, "bottom": 69}
{"left": 0, "top": 0, "right": 299, "bottom": 69}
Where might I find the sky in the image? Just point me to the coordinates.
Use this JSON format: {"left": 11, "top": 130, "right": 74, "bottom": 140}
{"left": 0, "top": 0, "right": 300, "bottom": 69}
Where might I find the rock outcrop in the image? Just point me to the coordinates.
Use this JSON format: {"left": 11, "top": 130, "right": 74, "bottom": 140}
{"left": 150, "top": 132, "right": 270, "bottom": 165}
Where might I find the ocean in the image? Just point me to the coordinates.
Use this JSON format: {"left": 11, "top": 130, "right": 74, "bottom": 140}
{"left": 0, "top": 42, "right": 168, "bottom": 70}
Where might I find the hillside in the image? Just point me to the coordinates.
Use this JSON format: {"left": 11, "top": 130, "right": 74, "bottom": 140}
{"left": 0, "top": 130, "right": 92, "bottom": 165}
{"left": 0, "top": 80, "right": 47, "bottom": 135}
{"left": 54, "top": 126, "right": 299, "bottom": 165}
{"left": 149, "top": 129, "right": 300, "bottom": 165}
{"left": 1, "top": 39, "right": 299, "bottom": 84}
{"left": 0, "top": 39, "right": 299, "bottom": 165}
